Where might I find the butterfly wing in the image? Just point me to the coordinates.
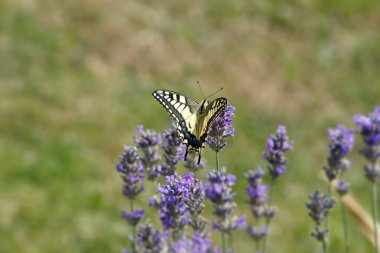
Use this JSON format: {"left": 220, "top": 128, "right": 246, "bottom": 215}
{"left": 199, "top": 97, "right": 228, "bottom": 141}
{"left": 152, "top": 89, "right": 199, "bottom": 142}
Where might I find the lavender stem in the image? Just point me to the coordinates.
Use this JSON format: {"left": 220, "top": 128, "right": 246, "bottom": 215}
{"left": 216, "top": 151, "right": 220, "bottom": 171}
{"left": 340, "top": 198, "right": 350, "bottom": 253}
{"left": 221, "top": 229, "right": 227, "bottom": 253}
{"left": 130, "top": 199, "right": 136, "bottom": 252}
{"left": 372, "top": 181, "right": 379, "bottom": 253}
{"left": 262, "top": 179, "right": 275, "bottom": 253}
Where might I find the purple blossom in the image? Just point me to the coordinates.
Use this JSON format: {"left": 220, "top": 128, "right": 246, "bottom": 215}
{"left": 184, "top": 153, "right": 206, "bottom": 173}
{"left": 207, "top": 105, "right": 235, "bottom": 153}
{"left": 306, "top": 191, "right": 335, "bottom": 244}
{"left": 205, "top": 168, "right": 245, "bottom": 233}
{"left": 185, "top": 174, "right": 207, "bottom": 233}
{"left": 121, "top": 209, "right": 145, "bottom": 226}
{"left": 134, "top": 125, "right": 162, "bottom": 180}
{"left": 246, "top": 225, "right": 268, "bottom": 241}
{"left": 324, "top": 124, "right": 354, "bottom": 181}
{"left": 161, "top": 126, "right": 185, "bottom": 176}
{"left": 158, "top": 174, "right": 192, "bottom": 239}
{"left": 117, "top": 146, "right": 144, "bottom": 199}
{"left": 336, "top": 180, "right": 349, "bottom": 196}
{"left": 170, "top": 232, "right": 212, "bottom": 253}
{"left": 364, "top": 164, "right": 380, "bottom": 183}
{"left": 136, "top": 222, "right": 166, "bottom": 253}
{"left": 306, "top": 191, "right": 336, "bottom": 225}
{"left": 354, "top": 107, "right": 380, "bottom": 147}
{"left": 354, "top": 107, "right": 380, "bottom": 182}
{"left": 263, "top": 125, "right": 294, "bottom": 179}
{"left": 245, "top": 167, "right": 268, "bottom": 208}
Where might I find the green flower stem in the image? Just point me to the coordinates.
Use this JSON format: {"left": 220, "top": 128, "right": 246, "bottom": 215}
{"left": 130, "top": 199, "right": 137, "bottom": 252}
{"left": 372, "top": 182, "right": 379, "bottom": 253}
{"left": 261, "top": 179, "right": 275, "bottom": 253}
{"left": 221, "top": 230, "right": 227, "bottom": 253}
{"left": 340, "top": 198, "right": 350, "bottom": 253}
{"left": 216, "top": 151, "right": 220, "bottom": 171}
{"left": 215, "top": 151, "right": 226, "bottom": 253}
{"left": 324, "top": 181, "right": 332, "bottom": 252}
{"left": 228, "top": 233, "right": 234, "bottom": 252}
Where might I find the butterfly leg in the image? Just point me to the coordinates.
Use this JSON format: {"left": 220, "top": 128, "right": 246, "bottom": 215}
{"left": 184, "top": 145, "right": 189, "bottom": 161}
{"left": 197, "top": 152, "right": 201, "bottom": 164}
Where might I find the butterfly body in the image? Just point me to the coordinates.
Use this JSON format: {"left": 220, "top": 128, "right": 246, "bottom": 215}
{"left": 152, "top": 90, "right": 227, "bottom": 163}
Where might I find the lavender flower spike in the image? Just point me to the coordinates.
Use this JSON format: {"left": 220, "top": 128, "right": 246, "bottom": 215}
{"left": 207, "top": 105, "right": 235, "bottom": 153}
{"left": 324, "top": 124, "right": 355, "bottom": 181}
{"left": 158, "top": 174, "right": 191, "bottom": 240}
{"left": 134, "top": 125, "right": 162, "bottom": 180}
{"left": 306, "top": 191, "right": 335, "bottom": 244}
{"left": 205, "top": 168, "right": 246, "bottom": 233}
{"left": 170, "top": 232, "right": 212, "bottom": 253}
{"left": 121, "top": 209, "right": 145, "bottom": 226}
{"left": 161, "top": 125, "right": 185, "bottom": 176}
{"left": 136, "top": 222, "right": 166, "bottom": 253}
{"left": 354, "top": 107, "right": 380, "bottom": 182}
{"left": 263, "top": 125, "right": 294, "bottom": 180}
{"left": 116, "top": 146, "right": 144, "bottom": 199}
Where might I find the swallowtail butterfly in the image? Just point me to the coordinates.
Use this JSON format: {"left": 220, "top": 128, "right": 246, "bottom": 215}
{"left": 152, "top": 89, "right": 227, "bottom": 164}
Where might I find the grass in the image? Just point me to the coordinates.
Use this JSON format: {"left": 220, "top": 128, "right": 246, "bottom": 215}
{"left": 1, "top": 0, "right": 380, "bottom": 252}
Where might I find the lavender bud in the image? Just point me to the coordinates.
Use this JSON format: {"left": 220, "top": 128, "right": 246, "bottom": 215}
{"left": 205, "top": 168, "right": 245, "bottom": 233}
{"left": 306, "top": 191, "right": 335, "bottom": 225}
{"left": 158, "top": 174, "right": 192, "bottom": 239}
{"left": 117, "top": 146, "right": 144, "bottom": 199}
{"left": 324, "top": 124, "right": 354, "bottom": 181}
{"left": 246, "top": 225, "right": 269, "bottom": 241}
{"left": 207, "top": 105, "right": 235, "bottom": 153}
{"left": 121, "top": 209, "right": 145, "bottom": 226}
{"left": 184, "top": 153, "right": 206, "bottom": 173}
{"left": 136, "top": 222, "right": 166, "bottom": 253}
{"left": 263, "top": 125, "right": 294, "bottom": 180}
{"left": 161, "top": 126, "right": 185, "bottom": 176}
{"left": 134, "top": 125, "right": 162, "bottom": 180}
{"left": 336, "top": 180, "right": 349, "bottom": 196}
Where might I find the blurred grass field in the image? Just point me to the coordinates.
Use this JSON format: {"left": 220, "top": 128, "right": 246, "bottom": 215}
{"left": 1, "top": 0, "right": 380, "bottom": 252}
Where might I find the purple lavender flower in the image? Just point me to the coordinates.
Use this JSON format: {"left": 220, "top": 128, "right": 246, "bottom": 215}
{"left": 263, "top": 125, "right": 294, "bottom": 179}
{"left": 161, "top": 126, "right": 185, "bottom": 176}
{"left": 306, "top": 191, "right": 335, "bottom": 244}
{"left": 170, "top": 232, "right": 212, "bottom": 253}
{"left": 364, "top": 164, "right": 380, "bottom": 182}
{"left": 324, "top": 124, "right": 354, "bottom": 181}
{"left": 184, "top": 153, "right": 206, "bottom": 173}
{"left": 121, "top": 209, "right": 145, "bottom": 226}
{"left": 158, "top": 174, "right": 191, "bottom": 239}
{"left": 185, "top": 173, "right": 207, "bottom": 233}
{"left": 117, "top": 146, "right": 144, "bottom": 199}
{"left": 354, "top": 107, "right": 380, "bottom": 148}
{"left": 246, "top": 225, "right": 268, "bottom": 241}
{"left": 136, "top": 222, "right": 166, "bottom": 253}
{"left": 205, "top": 168, "right": 246, "bottom": 233}
{"left": 336, "top": 180, "right": 349, "bottom": 196}
{"left": 207, "top": 105, "right": 235, "bottom": 153}
{"left": 354, "top": 107, "right": 380, "bottom": 182}
{"left": 244, "top": 167, "right": 276, "bottom": 247}
{"left": 245, "top": 167, "right": 269, "bottom": 209}
{"left": 134, "top": 125, "right": 162, "bottom": 180}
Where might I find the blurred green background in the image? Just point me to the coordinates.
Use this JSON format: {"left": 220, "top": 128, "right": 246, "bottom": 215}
{"left": 1, "top": 0, "right": 380, "bottom": 252}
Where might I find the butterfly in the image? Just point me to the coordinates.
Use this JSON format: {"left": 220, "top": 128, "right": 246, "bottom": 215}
{"left": 152, "top": 89, "right": 227, "bottom": 164}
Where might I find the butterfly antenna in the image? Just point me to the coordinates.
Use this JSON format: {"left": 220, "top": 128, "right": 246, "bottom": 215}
{"left": 205, "top": 87, "right": 223, "bottom": 100}
{"left": 197, "top": 81, "right": 206, "bottom": 99}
